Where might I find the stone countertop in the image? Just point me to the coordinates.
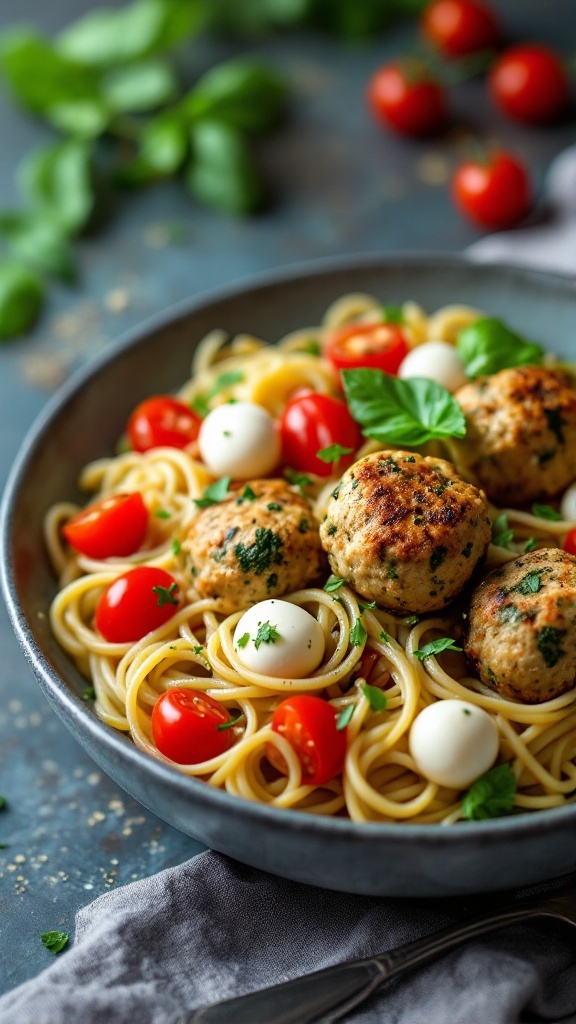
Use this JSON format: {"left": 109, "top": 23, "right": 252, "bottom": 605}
{"left": 1, "top": 0, "right": 575, "bottom": 994}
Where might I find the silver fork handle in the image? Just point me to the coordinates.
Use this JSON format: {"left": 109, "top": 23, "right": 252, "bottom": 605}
{"left": 184, "top": 901, "right": 554, "bottom": 1024}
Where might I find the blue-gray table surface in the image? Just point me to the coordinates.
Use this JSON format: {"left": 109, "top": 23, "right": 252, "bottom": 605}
{"left": 1, "top": 0, "right": 575, "bottom": 995}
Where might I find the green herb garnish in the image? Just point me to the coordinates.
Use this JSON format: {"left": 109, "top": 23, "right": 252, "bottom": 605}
{"left": 379, "top": 630, "right": 390, "bottom": 643}
{"left": 40, "top": 931, "right": 69, "bottom": 954}
{"left": 82, "top": 687, "right": 96, "bottom": 701}
{"left": 460, "top": 763, "right": 516, "bottom": 820}
{"left": 217, "top": 712, "right": 245, "bottom": 731}
{"left": 361, "top": 683, "right": 387, "bottom": 711}
{"left": 238, "top": 484, "right": 257, "bottom": 504}
{"left": 531, "top": 503, "right": 562, "bottom": 521}
{"left": 152, "top": 582, "right": 179, "bottom": 607}
{"left": 171, "top": 538, "right": 181, "bottom": 556}
{"left": 193, "top": 476, "right": 231, "bottom": 509}
{"left": 456, "top": 318, "right": 543, "bottom": 379}
{"left": 512, "top": 570, "right": 541, "bottom": 595}
{"left": 253, "top": 621, "right": 281, "bottom": 649}
{"left": 285, "top": 468, "right": 313, "bottom": 492}
{"left": 524, "top": 537, "right": 538, "bottom": 553}
{"left": 236, "top": 633, "right": 250, "bottom": 648}
{"left": 324, "top": 575, "right": 345, "bottom": 593}
{"left": 316, "top": 443, "right": 353, "bottom": 464}
{"left": 350, "top": 618, "right": 367, "bottom": 647}
{"left": 535, "top": 626, "right": 566, "bottom": 668}
{"left": 336, "top": 704, "right": 354, "bottom": 730}
{"left": 155, "top": 509, "right": 171, "bottom": 519}
{"left": 413, "top": 637, "right": 463, "bottom": 661}
{"left": 342, "top": 369, "right": 466, "bottom": 447}
{"left": 381, "top": 304, "right": 404, "bottom": 324}
{"left": 492, "top": 512, "right": 514, "bottom": 549}
{"left": 234, "top": 528, "right": 283, "bottom": 575}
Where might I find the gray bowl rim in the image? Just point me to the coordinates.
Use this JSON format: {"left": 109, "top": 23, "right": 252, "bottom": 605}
{"left": 2, "top": 249, "right": 576, "bottom": 848}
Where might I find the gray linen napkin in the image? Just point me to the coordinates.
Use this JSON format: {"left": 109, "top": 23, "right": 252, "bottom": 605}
{"left": 0, "top": 850, "right": 574, "bottom": 1024}
{"left": 3, "top": 145, "right": 576, "bottom": 1024}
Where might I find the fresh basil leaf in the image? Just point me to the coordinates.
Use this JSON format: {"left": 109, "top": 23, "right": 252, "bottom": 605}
{"left": 140, "top": 114, "right": 188, "bottom": 173}
{"left": 350, "top": 618, "right": 367, "bottom": 647}
{"left": 50, "top": 99, "right": 110, "bottom": 138}
{"left": 0, "top": 29, "right": 100, "bottom": 113}
{"left": 236, "top": 633, "right": 250, "bottom": 648}
{"left": 0, "top": 262, "right": 44, "bottom": 340}
{"left": 19, "top": 141, "right": 93, "bottom": 235}
{"left": 382, "top": 304, "right": 404, "bottom": 324}
{"left": 460, "top": 762, "right": 516, "bottom": 820}
{"left": 342, "top": 369, "right": 466, "bottom": 447}
{"left": 185, "top": 58, "right": 287, "bottom": 135}
{"left": 531, "top": 503, "right": 562, "bottom": 522}
{"left": 324, "top": 575, "right": 345, "bottom": 592}
{"left": 40, "top": 930, "right": 69, "bottom": 954}
{"left": 187, "top": 121, "right": 263, "bottom": 214}
{"left": 524, "top": 537, "right": 538, "bottom": 552}
{"left": 103, "top": 60, "right": 177, "bottom": 113}
{"left": 0, "top": 213, "right": 75, "bottom": 282}
{"left": 413, "top": 637, "right": 463, "bottom": 661}
{"left": 361, "top": 682, "right": 387, "bottom": 712}
{"left": 491, "top": 512, "right": 514, "bottom": 550}
{"left": 456, "top": 317, "right": 544, "bottom": 380}
{"left": 57, "top": 0, "right": 166, "bottom": 66}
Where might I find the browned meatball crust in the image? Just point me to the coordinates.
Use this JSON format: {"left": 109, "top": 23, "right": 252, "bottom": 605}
{"left": 464, "top": 548, "right": 576, "bottom": 703}
{"left": 453, "top": 366, "right": 576, "bottom": 506}
{"left": 184, "top": 479, "right": 325, "bottom": 612}
{"left": 319, "top": 450, "right": 491, "bottom": 615}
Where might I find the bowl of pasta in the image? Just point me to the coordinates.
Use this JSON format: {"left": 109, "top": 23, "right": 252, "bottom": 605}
{"left": 3, "top": 253, "right": 576, "bottom": 896}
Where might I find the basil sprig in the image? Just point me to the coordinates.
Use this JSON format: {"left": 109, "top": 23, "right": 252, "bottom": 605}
{"left": 456, "top": 318, "right": 544, "bottom": 380}
{"left": 342, "top": 369, "right": 466, "bottom": 447}
{"left": 460, "top": 763, "right": 516, "bottom": 820}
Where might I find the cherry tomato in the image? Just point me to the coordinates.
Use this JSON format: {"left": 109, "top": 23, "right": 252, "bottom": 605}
{"left": 489, "top": 45, "right": 569, "bottom": 124}
{"left": 63, "top": 492, "right": 148, "bottom": 559}
{"left": 563, "top": 529, "right": 576, "bottom": 556}
{"left": 279, "top": 392, "right": 362, "bottom": 477}
{"left": 326, "top": 321, "right": 409, "bottom": 376}
{"left": 95, "top": 566, "right": 180, "bottom": 643}
{"left": 366, "top": 62, "right": 447, "bottom": 137}
{"left": 422, "top": 0, "right": 500, "bottom": 58}
{"left": 268, "top": 695, "right": 347, "bottom": 786}
{"left": 452, "top": 152, "right": 531, "bottom": 230}
{"left": 126, "top": 396, "right": 201, "bottom": 453}
{"left": 151, "top": 688, "right": 232, "bottom": 765}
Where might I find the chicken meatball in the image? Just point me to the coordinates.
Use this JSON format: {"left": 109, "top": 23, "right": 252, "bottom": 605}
{"left": 319, "top": 451, "right": 491, "bottom": 615}
{"left": 464, "top": 548, "right": 576, "bottom": 702}
{"left": 185, "top": 479, "right": 325, "bottom": 612}
{"left": 453, "top": 366, "right": 576, "bottom": 506}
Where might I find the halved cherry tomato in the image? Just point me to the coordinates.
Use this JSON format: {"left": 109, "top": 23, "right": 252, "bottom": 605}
{"left": 422, "top": 0, "right": 501, "bottom": 59}
{"left": 95, "top": 566, "right": 180, "bottom": 643}
{"left": 366, "top": 62, "right": 447, "bottom": 137}
{"left": 326, "top": 321, "right": 409, "bottom": 375}
{"left": 151, "top": 689, "right": 232, "bottom": 765}
{"left": 279, "top": 392, "right": 362, "bottom": 477}
{"left": 489, "top": 44, "right": 569, "bottom": 124}
{"left": 563, "top": 529, "right": 576, "bottom": 556}
{"left": 451, "top": 152, "right": 531, "bottom": 229}
{"left": 268, "top": 695, "right": 347, "bottom": 786}
{"left": 126, "top": 396, "right": 201, "bottom": 453}
{"left": 63, "top": 492, "right": 148, "bottom": 559}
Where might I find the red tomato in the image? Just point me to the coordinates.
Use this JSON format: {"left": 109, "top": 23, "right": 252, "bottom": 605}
{"left": 268, "top": 695, "right": 347, "bottom": 786}
{"left": 452, "top": 152, "right": 531, "bottom": 229}
{"left": 126, "top": 396, "right": 201, "bottom": 453}
{"left": 422, "top": 0, "right": 500, "bottom": 58}
{"left": 326, "top": 322, "right": 409, "bottom": 375}
{"left": 279, "top": 393, "right": 362, "bottom": 477}
{"left": 95, "top": 566, "right": 180, "bottom": 643}
{"left": 366, "top": 62, "right": 447, "bottom": 137}
{"left": 63, "top": 493, "right": 148, "bottom": 559}
{"left": 489, "top": 45, "right": 569, "bottom": 124}
{"left": 151, "top": 689, "right": 232, "bottom": 765}
{"left": 563, "top": 529, "right": 576, "bottom": 556}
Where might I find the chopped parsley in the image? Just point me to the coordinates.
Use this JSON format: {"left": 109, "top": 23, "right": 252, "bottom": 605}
{"left": 41, "top": 931, "right": 69, "bottom": 955}
{"left": 350, "top": 618, "right": 367, "bottom": 647}
{"left": 531, "top": 503, "right": 562, "bottom": 521}
{"left": 460, "top": 763, "right": 516, "bottom": 821}
{"left": 172, "top": 539, "right": 181, "bottom": 556}
{"left": 379, "top": 630, "right": 390, "bottom": 643}
{"left": 298, "top": 517, "right": 309, "bottom": 533}
{"left": 193, "top": 645, "right": 204, "bottom": 655}
{"left": 155, "top": 509, "right": 171, "bottom": 519}
{"left": 152, "top": 582, "right": 179, "bottom": 607}
{"left": 382, "top": 304, "right": 405, "bottom": 324}
{"left": 336, "top": 704, "right": 354, "bottom": 730}
{"left": 361, "top": 683, "right": 387, "bottom": 712}
{"left": 193, "top": 476, "right": 231, "bottom": 509}
{"left": 524, "top": 537, "right": 538, "bottom": 553}
{"left": 82, "top": 687, "right": 96, "bottom": 701}
{"left": 326, "top": 524, "right": 337, "bottom": 536}
{"left": 324, "top": 575, "right": 345, "bottom": 592}
{"left": 359, "top": 600, "right": 377, "bottom": 613}
{"left": 512, "top": 570, "right": 541, "bottom": 595}
{"left": 403, "top": 615, "right": 419, "bottom": 626}
{"left": 544, "top": 407, "right": 565, "bottom": 445}
{"left": 316, "top": 443, "right": 353, "bottom": 464}
{"left": 266, "top": 573, "right": 278, "bottom": 589}
{"left": 285, "top": 468, "right": 312, "bottom": 492}
{"left": 192, "top": 370, "right": 245, "bottom": 416}
{"left": 430, "top": 546, "right": 448, "bottom": 572}
{"left": 234, "top": 528, "right": 284, "bottom": 575}
{"left": 492, "top": 512, "right": 514, "bottom": 549}
{"left": 413, "top": 637, "right": 463, "bottom": 661}
{"left": 297, "top": 339, "right": 321, "bottom": 356}
{"left": 254, "top": 621, "right": 281, "bottom": 649}
{"left": 236, "top": 633, "right": 250, "bottom": 648}
{"left": 267, "top": 502, "right": 282, "bottom": 511}
{"left": 497, "top": 604, "right": 523, "bottom": 625}
{"left": 535, "top": 626, "right": 566, "bottom": 668}
{"left": 0, "top": 796, "right": 6, "bottom": 810}
{"left": 238, "top": 485, "right": 257, "bottom": 504}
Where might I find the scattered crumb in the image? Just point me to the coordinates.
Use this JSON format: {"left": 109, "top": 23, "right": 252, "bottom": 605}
{"left": 104, "top": 288, "right": 130, "bottom": 313}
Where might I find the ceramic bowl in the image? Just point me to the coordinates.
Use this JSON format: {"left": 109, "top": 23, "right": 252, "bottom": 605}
{"left": 3, "top": 254, "right": 576, "bottom": 896}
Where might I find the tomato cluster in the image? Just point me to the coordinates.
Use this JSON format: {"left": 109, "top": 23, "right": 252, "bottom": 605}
{"left": 367, "top": 0, "right": 571, "bottom": 230}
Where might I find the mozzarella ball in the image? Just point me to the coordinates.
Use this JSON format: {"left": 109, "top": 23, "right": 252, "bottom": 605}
{"left": 398, "top": 340, "right": 467, "bottom": 393}
{"left": 233, "top": 599, "right": 325, "bottom": 678}
{"left": 199, "top": 401, "right": 280, "bottom": 480}
{"left": 560, "top": 481, "right": 576, "bottom": 521}
{"left": 409, "top": 700, "right": 499, "bottom": 790}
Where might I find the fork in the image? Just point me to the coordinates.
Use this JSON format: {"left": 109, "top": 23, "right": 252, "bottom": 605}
{"left": 181, "top": 876, "right": 576, "bottom": 1024}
